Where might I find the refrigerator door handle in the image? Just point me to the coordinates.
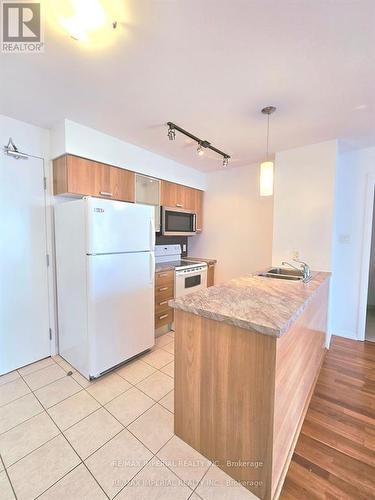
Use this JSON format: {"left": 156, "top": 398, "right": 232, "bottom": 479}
{"left": 149, "top": 252, "right": 155, "bottom": 284}
{"left": 150, "top": 218, "right": 156, "bottom": 249}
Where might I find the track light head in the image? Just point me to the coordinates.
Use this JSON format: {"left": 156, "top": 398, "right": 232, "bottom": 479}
{"left": 167, "top": 124, "right": 176, "bottom": 141}
{"left": 222, "top": 156, "right": 229, "bottom": 167}
{"left": 197, "top": 143, "right": 204, "bottom": 156}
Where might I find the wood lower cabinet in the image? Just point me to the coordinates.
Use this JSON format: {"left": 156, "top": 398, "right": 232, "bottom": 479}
{"left": 53, "top": 155, "right": 135, "bottom": 203}
{"left": 161, "top": 180, "right": 204, "bottom": 231}
{"left": 155, "top": 270, "right": 174, "bottom": 329}
{"left": 207, "top": 263, "right": 215, "bottom": 287}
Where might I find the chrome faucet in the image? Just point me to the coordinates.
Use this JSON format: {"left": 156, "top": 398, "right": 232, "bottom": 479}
{"left": 282, "top": 259, "right": 312, "bottom": 283}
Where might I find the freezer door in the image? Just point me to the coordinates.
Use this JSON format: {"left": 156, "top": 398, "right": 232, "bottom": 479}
{"left": 87, "top": 252, "right": 155, "bottom": 377}
{"left": 86, "top": 198, "right": 155, "bottom": 254}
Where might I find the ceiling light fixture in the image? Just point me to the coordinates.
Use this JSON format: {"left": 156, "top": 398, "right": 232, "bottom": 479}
{"left": 167, "top": 122, "right": 230, "bottom": 167}
{"left": 260, "top": 106, "right": 276, "bottom": 197}
{"left": 59, "top": 0, "right": 117, "bottom": 42}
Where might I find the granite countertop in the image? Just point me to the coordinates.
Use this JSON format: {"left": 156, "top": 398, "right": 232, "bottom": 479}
{"left": 155, "top": 257, "right": 217, "bottom": 273}
{"left": 155, "top": 262, "right": 178, "bottom": 273}
{"left": 186, "top": 257, "right": 217, "bottom": 265}
{"left": 169, "top": 271, "right": 330, "bottom": 337}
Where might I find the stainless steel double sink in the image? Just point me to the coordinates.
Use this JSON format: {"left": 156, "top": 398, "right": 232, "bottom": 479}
{"left": 258, "top": 267, "right": 304, "bottom": 281}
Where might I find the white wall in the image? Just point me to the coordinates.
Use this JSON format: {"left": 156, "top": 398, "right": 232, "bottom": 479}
{"left": 272, "top": 140, "right": 337, "bottom": 270}
{"left": 330, "top": 145, "right": 375, "bottom": 339}
{"left": 51, "top": 120, "right": 207, "bottom": 190}
{"left": 367, "top": 207, "right": 375, "bottom": 306}
{"left": 189, "top": 163, "right": 273, "bottom": 283}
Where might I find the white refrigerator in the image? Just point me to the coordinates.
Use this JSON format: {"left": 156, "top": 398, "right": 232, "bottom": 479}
{"left": 55, "top": 197, "right": 155, "bottom": 379}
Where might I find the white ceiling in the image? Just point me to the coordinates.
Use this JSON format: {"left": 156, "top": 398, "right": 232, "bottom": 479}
{"left": 1, "top": 0, "right": 374, "bottom": 171}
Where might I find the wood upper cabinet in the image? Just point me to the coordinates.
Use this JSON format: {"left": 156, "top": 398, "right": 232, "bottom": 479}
{"left": 53, "top": 155, "right": 135, "bottom": 203}
{"left": 195, "top": 189, "right": 203, "bottom": 232}
{"left": 161, "top": 180, "right": 204, "bottom": 231}
{"left": 108, "top": 166, "right": 135, "bottom": 202}
{"left": 54, "top": 155, "right": 97, "bottom": 196}
{"left": 160, "top": 180, "right": 194, "bottom": 210}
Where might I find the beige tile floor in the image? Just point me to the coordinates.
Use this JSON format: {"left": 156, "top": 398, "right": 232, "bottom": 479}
{"left": 0, "top": 332, "right": 258, "bottom": 500}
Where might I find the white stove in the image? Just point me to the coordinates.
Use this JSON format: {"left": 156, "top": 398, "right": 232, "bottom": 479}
{"left": 155, "top": 245, "right": 208, "bottom": 297}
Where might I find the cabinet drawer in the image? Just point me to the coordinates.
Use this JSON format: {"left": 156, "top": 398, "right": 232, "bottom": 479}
{"left": 155, "top": 285, "right": 174, "bottom": 303}
{"left": 155, "top": 298, "right": 173, "bottom": 315}
{"left": 155, "top": 308, "right": 174, "bottom": 329}
{"left": 155, "top": 270, "right": 174, "bottom": 286}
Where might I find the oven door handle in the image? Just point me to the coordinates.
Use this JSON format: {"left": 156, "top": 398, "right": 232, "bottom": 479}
{"left": 176, "top": 269, "right": 207, "bottom": 278}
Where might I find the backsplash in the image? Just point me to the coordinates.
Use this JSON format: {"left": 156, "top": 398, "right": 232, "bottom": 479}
{"left": 155, "top": 235, "right": 188, "bottom": 257}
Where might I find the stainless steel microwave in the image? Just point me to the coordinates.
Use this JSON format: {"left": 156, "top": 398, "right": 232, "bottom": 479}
{"left": 161, "top": 206, "right": 197, "bottom": 236}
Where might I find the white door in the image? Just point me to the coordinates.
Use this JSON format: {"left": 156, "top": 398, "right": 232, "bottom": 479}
{"left": 86, "top": 198, "right": 155, "bottom": 255}
{"left": 87, "top": 252, "right": 154, "bottom": 377}
{"left": 0, "top": 154, "right": 51, "bottom": 375}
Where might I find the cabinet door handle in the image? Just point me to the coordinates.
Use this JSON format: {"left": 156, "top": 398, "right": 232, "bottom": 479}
{"left": 176, "top": 203, "right": 183, "bottom": 208}
{"left": 99, "top": 191, "right": 113, "bottom": 197}
{"left": 209, "top": 264, "right": 215, "bottom": 268}
{"left": 159, "top": 300, "right": 168, "bottom": 306}
{"left": 159, "top": 273, "right": 168, "bottom": 277}
{"left": 159, "top": 314, "right": 168, "bottom": 320}
{"left": 159, "top": 287, "right": 169, "bottom": 292}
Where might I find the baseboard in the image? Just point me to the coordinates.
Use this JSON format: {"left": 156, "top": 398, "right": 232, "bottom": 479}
{"left": 331, "top": 330, "right": 358, "bottom": 340}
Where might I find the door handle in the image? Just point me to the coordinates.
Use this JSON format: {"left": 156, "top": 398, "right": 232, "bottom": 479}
{"left": 149, "top": 252, "right": 155, "bottom": 285}
{"left": 176, "top": 203, "right": 183, "bottom": 208}
{"left": 99, "top": 191, "right": 113, "bottom": 197}
{"left": 150, "top": 218, "right": 155, "bottom": 249}
{"left": 159, "top": 273, "right": 168, "bottom": 277}
{"left": 159, "top": 287, "right": 169, "bottom": 292}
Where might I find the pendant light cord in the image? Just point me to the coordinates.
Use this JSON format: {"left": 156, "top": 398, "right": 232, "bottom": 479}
{"left": 266, "top": 114, "right": 270, "bottom": 161}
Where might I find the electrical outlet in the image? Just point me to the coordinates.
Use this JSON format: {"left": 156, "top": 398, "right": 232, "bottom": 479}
{"left": 182, "top": 244, "right": 187, "bottom": 252}
{"left": 292, "top": 250, "right": 299, "bottom": 260}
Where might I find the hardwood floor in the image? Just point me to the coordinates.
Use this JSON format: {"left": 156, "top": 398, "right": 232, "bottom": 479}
{"left": 281, "top": 335, "right": 375, "bottom": 500}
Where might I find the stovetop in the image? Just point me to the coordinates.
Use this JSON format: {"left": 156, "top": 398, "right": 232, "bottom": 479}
{"left": 178, "top": 259, "right": 200, "bottom": 267}
{"left": 155, "top": 244, "right": 206, "bottom": 270}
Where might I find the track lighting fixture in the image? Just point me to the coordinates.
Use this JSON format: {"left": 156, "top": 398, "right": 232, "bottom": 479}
{"left": 167, "top": 122, "right": 230, "bottom": 166}
{"left": 168, "top": 124, "right": 176, "bottom": 141}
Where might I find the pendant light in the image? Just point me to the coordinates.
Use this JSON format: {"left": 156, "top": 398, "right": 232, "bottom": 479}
{"left": 260, "top": 106, "right": 276, "bottom": 196}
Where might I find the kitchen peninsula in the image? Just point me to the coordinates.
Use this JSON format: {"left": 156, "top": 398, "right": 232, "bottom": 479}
{"left": 170, "top": 271, "right": 330, "bottom": 500}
